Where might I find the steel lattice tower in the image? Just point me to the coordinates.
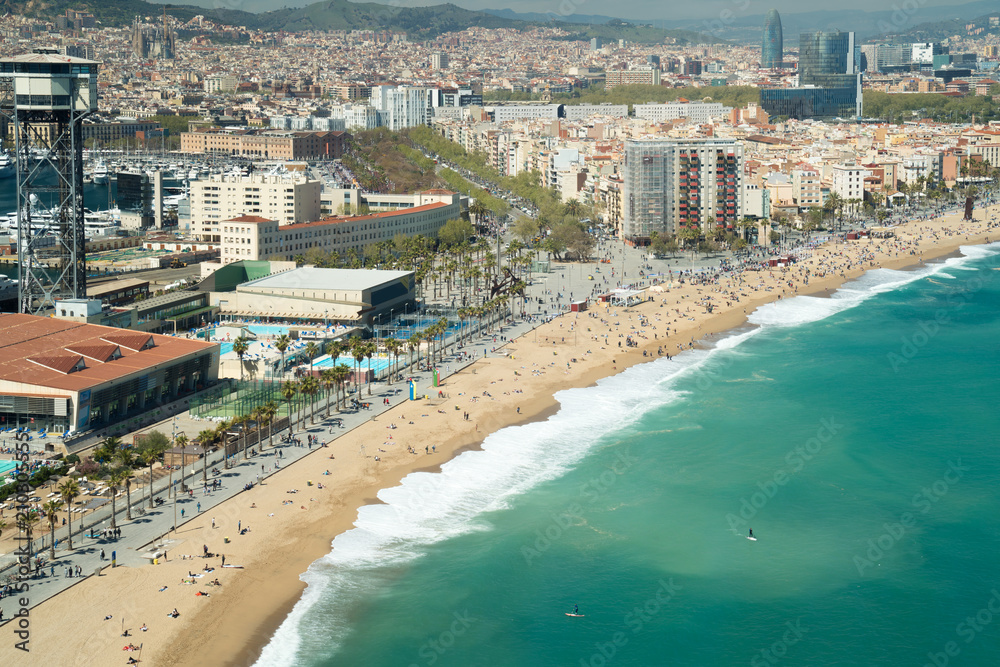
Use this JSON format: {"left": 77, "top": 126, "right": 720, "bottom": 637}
{"left": 0, "top": 49, "right": 99, "bottom": 314}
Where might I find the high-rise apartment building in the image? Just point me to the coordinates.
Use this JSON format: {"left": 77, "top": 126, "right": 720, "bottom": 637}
{"left": 623, "top": 139, "right": 743, "bottom": 242}
{"left": 762, "top": 9, "right": 783, "bottom": 69}
{"left": 431, "top": 52, "right": 449, "bottom": 70}
{"left": 189, "top": 172, "right": 322, "bottom": 242}
{"left": 605, "top": 68, "right": 661, "bottom": 89}
{"left": 371, "top": 85, "right": 433, "bottom": 131}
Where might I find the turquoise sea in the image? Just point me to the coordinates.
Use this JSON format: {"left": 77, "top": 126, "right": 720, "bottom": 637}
{"left": 257, "top": 243, "right": 1000, "bottom": 667}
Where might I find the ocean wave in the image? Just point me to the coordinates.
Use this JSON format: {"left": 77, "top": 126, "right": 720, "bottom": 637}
{"left": 748, "top": 242, "right": 1000, "bottom": 329}
{"left": 255, "top": 344, "right": 740, "bottom": 666}
{"left": 255, "top": 242, "right": 1000, "bottom": 666}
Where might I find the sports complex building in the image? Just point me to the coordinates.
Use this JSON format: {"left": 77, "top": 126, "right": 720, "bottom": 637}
{"left": 0, "top": 314, "right": 218, "bottom": 436}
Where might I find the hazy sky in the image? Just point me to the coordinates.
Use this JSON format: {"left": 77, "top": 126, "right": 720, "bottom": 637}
{"left": 425, "top": 0, "right": 958, "bottom": 21}
{"left": 183, "top": 0, "right": 978, "bottom": 25}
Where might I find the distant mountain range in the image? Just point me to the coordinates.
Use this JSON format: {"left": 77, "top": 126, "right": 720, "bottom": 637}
{"left": 12, "top": 0, "right": 995, "bottom": 43}
{"left": 0, "top": 0, "right": 716, "bottom": 42}
{"left": 483, "top": 0, "right": 1000, "bottom": 42}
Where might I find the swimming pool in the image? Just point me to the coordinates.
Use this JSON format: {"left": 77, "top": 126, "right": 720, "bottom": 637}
{"left": 246, "top": 325, "right": 291, "bottom": 337}
{"left": 312, "top": 355, "right": 392, "bottom": 374}
{"left": 219, "top": 342, "right": 234, "bottom": 355}
{"left": 0, "top": 459, "right": 20, "bottom": 477}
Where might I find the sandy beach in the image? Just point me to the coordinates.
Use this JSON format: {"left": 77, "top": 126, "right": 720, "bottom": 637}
{"left": 3, "top": 202, "right": 998, "bottom": 667}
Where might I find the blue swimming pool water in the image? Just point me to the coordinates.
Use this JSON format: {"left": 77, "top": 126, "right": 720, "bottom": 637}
{"left": 0, "top": 459, "right": 19, "bottom": 476}
{"left": 246, "top": 325, "right": 291, "bottom": 337}
{"left": 219, "top": 342, "right": 234, "bottom": 355}
{"left": 313, "top": 355, "right": 392, "bottom": 374}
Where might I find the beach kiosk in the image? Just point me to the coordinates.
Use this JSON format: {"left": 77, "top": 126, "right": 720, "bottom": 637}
{"left": 607, "top": 289, "right": 645, "bottom": 308}
{"left": 570, "top": 300, "right": 588, "bottom": 312}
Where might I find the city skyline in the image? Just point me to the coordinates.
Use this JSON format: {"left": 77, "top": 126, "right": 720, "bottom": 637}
{"left": 150, "top": 0, "right": 994, "bottom": 26}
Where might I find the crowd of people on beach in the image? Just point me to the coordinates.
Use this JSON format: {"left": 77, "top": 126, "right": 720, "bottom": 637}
{"left": 6, "top": 191, "right": 1000, "bottom": 666}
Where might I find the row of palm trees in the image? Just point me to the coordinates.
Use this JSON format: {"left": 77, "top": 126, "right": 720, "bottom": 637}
{"left": 20, "top": 297, "right": 514, "bottom": 561}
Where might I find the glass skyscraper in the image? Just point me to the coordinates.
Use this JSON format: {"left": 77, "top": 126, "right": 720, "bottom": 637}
{"left": 760, "top": 30, "right": 862, "bottom": 120}
{"left": 799, "top": 30, "right": 858, "bottom": 88}
{"left": 762, "top": 9, "right": 783, "bottom": 69}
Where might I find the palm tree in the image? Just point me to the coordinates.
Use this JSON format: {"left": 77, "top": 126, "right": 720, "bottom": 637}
{"left": 299, "top": 375, "right": 320, "bottom": 424}
{"left": 116, "top": 447, "right": 137, "bottom": 520}
{"left": 383, "top": 338, "right": 399, "bottom": 384}
{"left": 139, "top": 447, "right": 159, "bottom": 509}
{"left": 332, "top": 363, "right": 351, "bottom": 411}
{"left": 321, "top": 368, "right": 337, "bottom": 416}
{"left": 326, "top": 338, "right": 346, "bottom": 361}
{"left": 350, "top": 337, "right": 366, "bottom": 400}
{"left": 58, "top": 477, "right": 81, "bottom": 549}
{"left": 96, "top": 436, "right": 123, "bottom": 465}
{"left": 250, "top": 407, "right": 265, "bottom": 459}
{"left": 43, "top": 499, "right": 62, "bottom": 559}
{"left": 275, "top": 334, "right": 291, "bottom": 377}
{"left": 362, "top": 341, "right": 377, "bottom": 395}
{"left": 230, "top": 415, "right": 248, "bottom": 460}
{"left": 197, "top": 429, "right": 216, "bottom": 479}
{"left": 175, "top": 433, "right": 189, "bottom": 493}
{"left": 436, "top": 317, "right": 449, "bottom": 360}
{"left": 407, "top": 333, "right": 420, "bottom": 373}
{"left": 20, "top": 512, "right": 40, "bottom": 555}
{"left": 107, "top": 468, "right": 130, "bottom": 530}
{"left": 825, "top": 191, "right": 844, "bottom": 232}
{"left": 304, "top": 341, "right": 319, "bottom": 373}
{"left": 469, "top": 199, "right": 488, "bottom": 229}
{"left": 232, "top": 336, "right": 250, "bottom": 380}
{"left": 281, "top": 381, "right": 298, "bottom": 433}
{"left": 262, "top": 401, "right": 278, "bottom": 450}
{"left": 214, "top": 418, "right": 234, "bottom": 469}
{"left": 390, "top": 337, "right": 403, "bottom": 382}
{"left": 422, "top": 328, "right": 436, "bottom": 368}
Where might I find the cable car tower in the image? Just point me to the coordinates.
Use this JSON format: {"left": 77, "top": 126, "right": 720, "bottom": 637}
{"left": 0, "top": 48, "right": 99, "bottom": 314}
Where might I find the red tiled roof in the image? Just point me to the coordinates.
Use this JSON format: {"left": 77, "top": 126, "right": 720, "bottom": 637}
{"left": 225, "top": 215, "right": 275, "bottom": 223}
{"left": 65, "top": 343, "right": 121, "bottom": 363}
{"left": 28, "top": 354, "right": 85, "bottom": 374}
{"left": 100, "top": 332, "right": 154, "bottom": 351}
{"left": 288, "top": 201, "right": 449, "bottom": 229}
{"left": 0, "top": 314, "right": 215, "bottom": 393}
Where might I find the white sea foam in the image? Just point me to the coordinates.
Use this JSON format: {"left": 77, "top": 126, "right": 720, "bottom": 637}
{"left": 748, "top": 243, "right": 1000, "bottom": 329}
{"left": 254, "top": 338, "right": 749, "bottom": 665}
{"left": 255, "top": 242, "right": 1000, "bottom": 666}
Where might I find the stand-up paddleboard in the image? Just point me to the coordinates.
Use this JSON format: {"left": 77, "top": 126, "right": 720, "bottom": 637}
{"left": 747, "top": 536, "right": 757, "bottom": 541}
{"left": 565, "top": 613, "right": 585, "bottom": 617}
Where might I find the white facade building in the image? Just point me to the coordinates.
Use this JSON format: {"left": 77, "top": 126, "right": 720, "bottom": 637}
{"left": 371, "top": 85, "right": 433, "bottom": 131}
{"left": 562, "top": 104, "right": 629, "bottom": 120}
{"left": 633, "top": 101, "right": 732, "bottom": 124}
{"left": 190, "top": 172, "right": 322, "bottom": 243}
{"left": 831, "top": 164, "right": 867, "bottom": 201}
{"left": 487, "top": 105, "right": 560, "bottom": 123}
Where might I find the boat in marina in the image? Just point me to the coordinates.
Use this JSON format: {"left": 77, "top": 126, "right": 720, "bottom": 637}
{"left": 92, "top": 161, "right": 109, "bottom": 185}
{"left": 0, "top": 153, "right": 15, "bottom": 179}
